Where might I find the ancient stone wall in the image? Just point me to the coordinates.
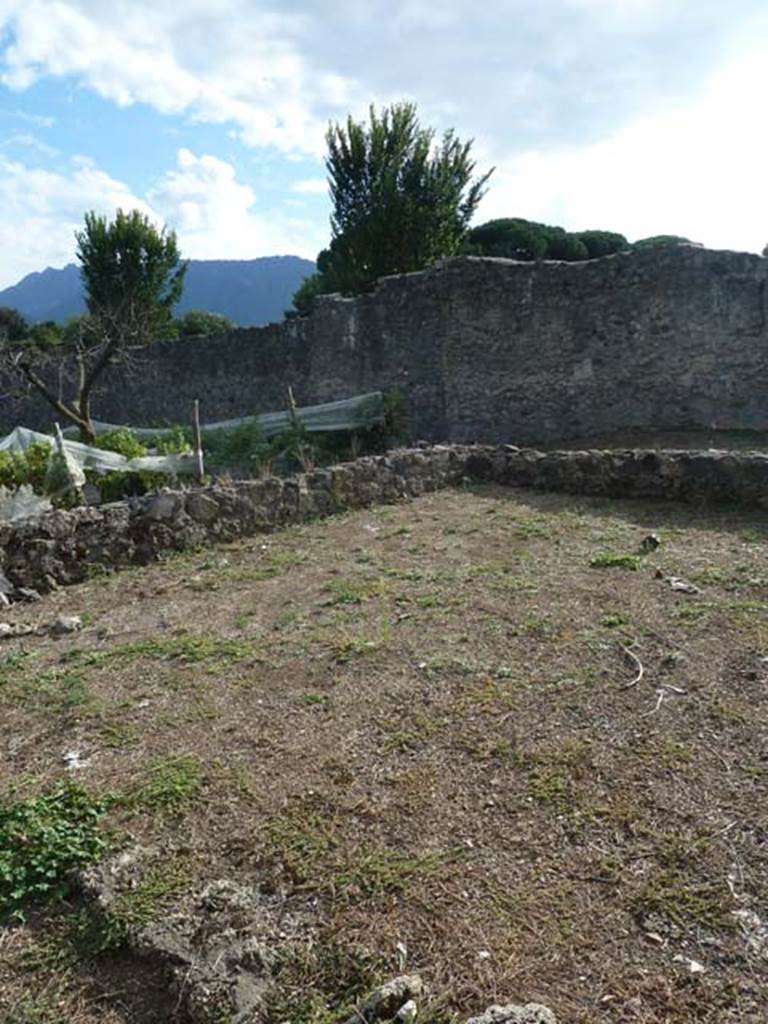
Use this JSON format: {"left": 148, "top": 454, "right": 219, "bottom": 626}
{"left": 3, "top": 443, "right": 768, "bottom": 595}
{"left": 2, "top": 246, "right": 767, "bottom": 444}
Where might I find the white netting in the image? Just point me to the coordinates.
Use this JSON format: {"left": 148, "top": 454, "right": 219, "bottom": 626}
{"left": 0, "top": 426, "right": 196, "bottom": 476}
{"left": 1, "top": 392, "right": 386, "bottom": 482}
{"left": 60, "top": 392, "right": 386, "bottom": 439}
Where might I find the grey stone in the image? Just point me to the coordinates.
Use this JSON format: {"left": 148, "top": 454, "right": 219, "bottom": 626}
{"left": 1, "top": 445, "right": 768, "bottom": 595}
{"left": 81, "top": 857, "right": 289, "bottom": 1024}
{"left": 0, "top": 622, "right": 34, "bottom": 639}
{"left": 185, "top": 492, "right": 220, "bottom": 524}
{"left": 465, "top": 1004, "right": 557, "bottom": 1024}
{"left": 145, "top": 493, "right": 180, "bottom": 520}
{"left": 0, "top": 570, "right": 13, "bottom": 595}
{"left": 348, "top": 975, "right": 424, "bottom": 1023}
{"left": 638, "top": 532, "right": 661, "bottom": 553}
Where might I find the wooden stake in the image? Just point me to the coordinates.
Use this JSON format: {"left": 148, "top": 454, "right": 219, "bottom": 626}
{"left": 192, "top": 399, "right": 204, "bottom": 483}
{"left": 287, "top": 384, "right": 299, "bottom": 427}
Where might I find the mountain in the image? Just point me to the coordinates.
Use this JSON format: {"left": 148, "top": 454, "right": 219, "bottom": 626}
{"left": 0, "top": 255, "right": 316, "bottom": 327}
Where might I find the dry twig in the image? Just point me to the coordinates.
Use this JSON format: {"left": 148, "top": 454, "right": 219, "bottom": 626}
{"left": 619, "top": 643, "right": 645, "bottom": 689}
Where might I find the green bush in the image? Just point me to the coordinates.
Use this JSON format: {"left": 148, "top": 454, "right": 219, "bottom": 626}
{"left": 94, "top": 428, "right": 149, "bottom": 459}
{"left": 0, "top": 784, "right": 110, "bottom": 921}
{"left": 0, "top": 441, "right": 53, "bottom": 492}
{"left": 154, "top": 425, "right": 192, "bottom": 455}
{"left": 202, "top": 419, "right": 275, "bottom": 474}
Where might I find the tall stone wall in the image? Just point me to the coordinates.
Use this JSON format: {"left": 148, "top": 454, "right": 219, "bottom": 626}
{"left": 2, "top": 245, "right": 767, "bottom": 444}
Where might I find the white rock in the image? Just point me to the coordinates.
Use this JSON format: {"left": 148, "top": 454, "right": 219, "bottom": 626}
{"left": 396, "top": 999, "right": 418, "bottom": 1023}
{"left": 672, "top": 954, "right": 706, "bottom": 973}
{"left": 50, "top": 614, "right": 83, "bottom": 636}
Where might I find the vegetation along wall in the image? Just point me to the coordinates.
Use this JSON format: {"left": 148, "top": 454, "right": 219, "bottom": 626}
{"left": 3, "top": 244, "right": 768, "bottom": 443}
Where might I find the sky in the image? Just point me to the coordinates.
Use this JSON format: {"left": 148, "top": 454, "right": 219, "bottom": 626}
{"left": 0, "top": 0, "right": 766, "bottom": 288}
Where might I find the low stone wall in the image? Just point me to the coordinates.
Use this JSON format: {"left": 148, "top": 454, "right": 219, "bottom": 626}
{"left": 2, "top": 444, "right": 767, "bottom": 594}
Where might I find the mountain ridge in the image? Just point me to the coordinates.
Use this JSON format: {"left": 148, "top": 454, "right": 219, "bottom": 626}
{"left": 0, "top": 255, "right": 315, "bottom": 327}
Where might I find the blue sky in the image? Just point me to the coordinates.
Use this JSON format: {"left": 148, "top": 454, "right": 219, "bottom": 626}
{"left": 0, "top": 0, "right": 766, "bottom": 288}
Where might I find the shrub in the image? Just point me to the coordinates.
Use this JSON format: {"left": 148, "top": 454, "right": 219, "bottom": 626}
{"left": 0, "top": 441, "right": 53, "bottom": 492}
{"left": 202, "top": 419, "right": 275, "bottom": 475}
{"left": 0, "top": 784, "right": 110, "bottom": 920}
{"left": 94, "top": 428, "right": 149, "bottom": 459}
{"left": 154, "top": 425, "right": 192, "bottom": 455}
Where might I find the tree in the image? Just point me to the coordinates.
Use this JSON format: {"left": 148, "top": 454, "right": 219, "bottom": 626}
{"left": 464, "top": 218, "right": 629, "bottom": 262}
{"left": 463, "top": 218, "right": 550, "bottom": 260}
{"left": 3, "top": 209, "right": 185, "bottom": 443}
{"left": 543, "top": 227, "right": 588, "bottom": 261}
{"left": 632, "top": 235, "right": 695, "bottom": 249}
{"left": 0, "top": 307, "right": 28, "bottom": 343}
{"left": 574, "top": 230, "right": 629, "bottom": 258}
{"left": 175, "top": 310, "right": 234, "bottom": 338}
{"left": 290, "top": 102, "right": 492, "bottom": 311}
{"left": 27, "top": 321, "right": 62, "bottom": 349}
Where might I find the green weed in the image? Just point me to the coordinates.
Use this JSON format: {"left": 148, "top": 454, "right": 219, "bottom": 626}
{"left": 102, "top": 859, "right": 191, "bottom": 944}
{"left": 64, "top": 632, "right": 257, "bottom": 668}
{"left": 322, "top": 576, "right": 388, "bottom": 605}
{"left": 121, "top": 755, "right": 203, "bottom": 816}
{"left": 0, "top": 784, "right": 109, "bottom": 920}
{"left": 630, "top": 871, "right": 734, "bottom": 929}
{"left": 590, "top": 553, "right": 641, "bottom": 570}
{"left": 600, "top": 613, "right": 629, "bottom": 628}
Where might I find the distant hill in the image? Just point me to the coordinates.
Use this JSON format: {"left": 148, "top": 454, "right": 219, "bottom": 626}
{"left": 0, "top": 255, "right": 316, "bottom": 327}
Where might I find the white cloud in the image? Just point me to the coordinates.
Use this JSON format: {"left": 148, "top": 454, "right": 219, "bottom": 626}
{"left": 476, "top": 48, "right": 768, "bottom": 253}
{"left": 1, "top": 0, "right": 766, "bottom": 160}
{"left": 0, "top": 147, "right": 325, "bottom": 287}
{"left": 0, "top": 1, "right": 342, "bottom": 155}
{"left": 0, "top": 153, "right": 150, "bottom": 286}
{"left": 1, "top": 131, "right": 58, "bottom": 156}
{"left": 0, "top": 106, "right": 55, "bottom": 128}
{"left": 291, "top": 178, "right": 327, "bottom": 195}
{"left": 0, "top": 1, "right": 767, "bottom": 267}
{"left": 148, "top": 148, "right": 326, "bottom": 259}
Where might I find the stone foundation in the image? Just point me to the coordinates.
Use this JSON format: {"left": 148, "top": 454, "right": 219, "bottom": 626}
{"left": 2, "top": 444, "right": 766, "bottom": 593}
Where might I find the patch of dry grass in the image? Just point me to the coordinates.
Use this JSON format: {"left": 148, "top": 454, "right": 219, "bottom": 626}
{"left": 1, "top": 485, "right": 767, "bottom": 1022}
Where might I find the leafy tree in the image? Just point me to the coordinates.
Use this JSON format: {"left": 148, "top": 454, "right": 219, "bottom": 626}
{"left": 286, "top": 271, "right": 331, "bottom": 318}
{"left": 632, "top": 235, "right": 695, "bottom": 249}
{"left": 465, "top": 218, "right": 628, "bottom": 262}
{"left": 289, "top": 102, "right": 492, "bottom": 312}
{"left": 27, "top": 321, "right": 62, "bottom": 349}
{"left": 3, "top": 209, "right": 186, "bottom": 443}
{"left": 574, "top": 230, "right": 629, "bottom": 258}
{"left": 543, "top": 227, "right": 588, "bottom": 261}
{"left": 175, "top": 309, "right": 234, "bottom": 338}
{"left": 0, "top": 307, "right": 28, "bottom": 343}
{"left": 463, "top": 218, "right": 550, "bottom": 260}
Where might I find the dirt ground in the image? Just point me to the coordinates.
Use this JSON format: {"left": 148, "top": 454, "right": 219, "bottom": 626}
{"left": 1, "top": 483, "right": 767, "bottom": 1023}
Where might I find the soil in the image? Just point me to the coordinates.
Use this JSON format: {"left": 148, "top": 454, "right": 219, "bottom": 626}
{"left": 1, "top": 484, "right": 766, "bottom": 1023}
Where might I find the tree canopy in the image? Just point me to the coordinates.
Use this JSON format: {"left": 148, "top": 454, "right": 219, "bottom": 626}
{"left": 0, "top": 307, "right": 29, "bottom": 343}
{"left": 76, "top": 209, "right": 185, "bottom": 344}
{"left": 174, "top": 309, "right": 234, "bottom": 338}
{"left": 2, "top": 209, "right": 186, "bottom": 443}
{"left": 289, "top": 102, "right": 492, "bottom": 313}
{"left": 463, "top": 218, "right": 630, "bottom": 262}
{"left": 632, "top": 234, "right": 695, "bottom": 249}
